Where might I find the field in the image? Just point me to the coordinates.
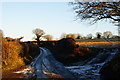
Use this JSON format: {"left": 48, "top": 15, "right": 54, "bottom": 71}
{"left": 75, "top": 38, "right": 120, "bottom": 48}
{"left": 76, "top": 41, "right": 120, "bottom": 47}
{"left": 1, "top": 37, "right": 120, "bottom": 79}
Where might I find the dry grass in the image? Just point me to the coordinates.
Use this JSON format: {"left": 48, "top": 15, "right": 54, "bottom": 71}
{"left": 2, "top": 38, "right": 25, "bottom": 71}
{"left": 2, "top": 37, "right": 40, "bottom": 71}
{"left": 76, "top": 41, "right": 120, "bottom": 47}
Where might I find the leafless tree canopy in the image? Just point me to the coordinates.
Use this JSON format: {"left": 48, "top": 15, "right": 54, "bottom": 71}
{"left": 86, "top": 33, "right": 93, "bottom": 39}
{"left": 96, "top": 32, "right": 102, "bottom": 39}
{"left": 44, "top": 34, "right": 53, "bottom": 41}
{"left": 33, "top": 28, "right": 45, "bottom": 41}
{"left": 103, "top": 31, "right": 113, "bottom": 38}
{"left": 70, "top": 1, "right": 120, "bottom": 24}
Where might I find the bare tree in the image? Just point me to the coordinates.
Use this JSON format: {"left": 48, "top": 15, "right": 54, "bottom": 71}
{"left": 60, "top": 33, "right": 67, "bottom": 39}
{"left": 76, "top": 33, "right": 82, "bottom": 39}
{"left": 103, "top": 31, "right": 112, "bottom": 38}
{"left": 70, "top": 1, "right": 120, "bottom": 35}
{"left": 96, "top": 32, "right": 102, "bottom": 39}
{"left": 33, "top": 28, "right": 45, "bottom": 42}
{"left": 66, "top": 33, "right": 76, "bottom": 39}
{"left": 44, "top": 34, "right": 53, "bottom": 41}
{"left": 70, "top": 1, "right": 120, "bottom": 23}
{"left": 86, "top": 34, "right": 93, "bottom": 39}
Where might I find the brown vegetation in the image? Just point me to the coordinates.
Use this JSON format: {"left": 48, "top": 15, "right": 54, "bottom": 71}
{"left": 76, "top": 41, "right": 120, "bottom": 47}
{"left": 52, "top": 38, "right": 78, "bottom": 64}
{"left": 2, "top": 38, "right": 24, "bottom": 71}
{"left": 2, "top": 65, "right": 29, "bottom": 80}
{"left": 50, "top": 38, "right": 102, "bottom": 65}
{"left": 20, "top": 43, "right": 40, "bottom": 64}
{"left": 2, "top": 37, "right": 120, "bottom": 79}
{"left": 2, "top": 38, "right": 40, "bottom": 71}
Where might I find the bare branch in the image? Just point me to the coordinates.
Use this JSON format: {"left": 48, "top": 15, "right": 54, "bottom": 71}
{"left": 71, "top": 1, "right": 120, "bottom": 24}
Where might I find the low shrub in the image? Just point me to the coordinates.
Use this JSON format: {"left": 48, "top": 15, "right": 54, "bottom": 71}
{"left": 2, "top": 38, "right": 24, "bottom": 71}
{"left": 20, "top": 43, "right": 40, "bottom": 64}
{"left": 2, "top": 38, "right": 40, "bottom": 71}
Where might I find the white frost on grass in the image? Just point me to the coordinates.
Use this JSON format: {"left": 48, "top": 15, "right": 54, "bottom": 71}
{"left": 13, "top": 66, "right": 34, "bottom": 74}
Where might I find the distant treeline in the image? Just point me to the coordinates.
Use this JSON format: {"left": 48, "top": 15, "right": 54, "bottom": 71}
{"left": 21, "top": 41, "right": 58, "bottom": 47}
{"left": 22, "top": 38, "right": 120, "bottom": 45}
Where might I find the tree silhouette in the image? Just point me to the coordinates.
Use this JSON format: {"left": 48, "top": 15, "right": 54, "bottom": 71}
{"left": 33, "top": 28, "right": 45, "bottom": 42}
{"left": 96, "top": 32, "right": 102, "bottom": 39}
{"left": 70, "top": 2, "right": 120, "bottom": 23}
{"left": 86, "top": 34, "right": 93, "bottom": 39}
{"left": 70, "top": 1, "right": 120, "bottom": 35}
{"left": 76, "top": 34, "right": 81, "bottom": 39}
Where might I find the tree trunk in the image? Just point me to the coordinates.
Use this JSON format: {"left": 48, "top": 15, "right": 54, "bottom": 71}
{"left": 36, "top": 36, "right": 40, "bottom": 46}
